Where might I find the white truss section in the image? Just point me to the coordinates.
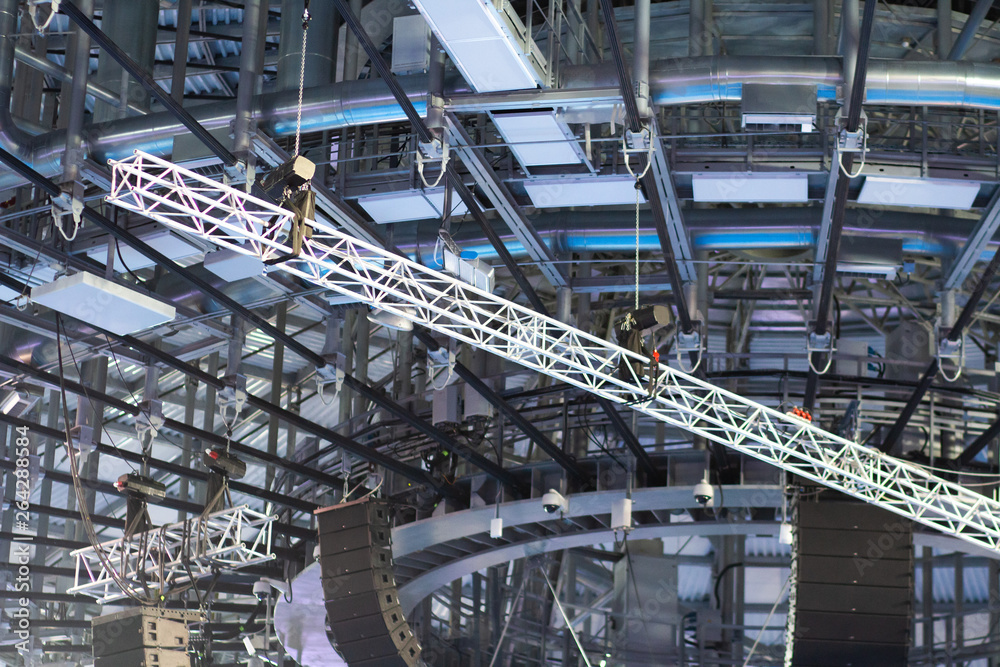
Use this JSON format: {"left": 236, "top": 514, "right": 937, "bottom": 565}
{"left": 107, "top": 151, "right": 1000, "bottom": 554}
{"left": 69, "top": 505, "right": 275, "bottom": 603}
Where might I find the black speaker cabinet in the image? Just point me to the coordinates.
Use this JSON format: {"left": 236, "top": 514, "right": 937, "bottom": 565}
{"left": 316, "top": 498, "right": 421, "bottom": 667}
{"left": 791, "top": 500, "right": 913, "bottom": 667}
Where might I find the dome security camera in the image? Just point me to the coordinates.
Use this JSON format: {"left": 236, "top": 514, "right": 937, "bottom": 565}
{"left": 694, "top": 479, "right": 714, "bottom": 507}
{"left": 253, "top": 577, "right": 290, "bottom": 601}
{"left": 541, "top": 489, "right": 568, "bottom": 515}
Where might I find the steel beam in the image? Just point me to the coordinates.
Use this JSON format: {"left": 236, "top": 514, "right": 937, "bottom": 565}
{"left": 649, "top": 126, "right": 696, "bottom": 284}
{"left": 444, "top": 114, "right": 567, "bottom": 289}
{"left": 804, "top": 0, "right": 878, "bottom": 410}
{"left": 948, "top": 0, "right": 994, "bottom": 60}
{"left": 944, "top": 188, "right": 1000, "bottom": 290}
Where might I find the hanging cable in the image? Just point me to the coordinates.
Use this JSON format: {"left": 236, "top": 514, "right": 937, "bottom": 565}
{"left": 634, "top": 181, "right": 641, "bottom": 311}
{"left": 742, "top": 573, "right": 792, "bottom": 667}
{"left": 293, "top": 1, "right": 312, "bottom": 158}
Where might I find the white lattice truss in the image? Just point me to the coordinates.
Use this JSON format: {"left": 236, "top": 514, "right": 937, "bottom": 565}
{"left": 69, "top": 505, "right": 275, "bottom": 603}
{"left": 107, "top": 150, "right": 1000, "bottom": 553}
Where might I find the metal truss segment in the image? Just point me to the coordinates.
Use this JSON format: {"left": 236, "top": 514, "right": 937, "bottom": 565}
{"left": 106, "top": 151, "right": 1000, "bottom": 554}
{"left": 69, "top": 505, "right": 275, "bottom": 604}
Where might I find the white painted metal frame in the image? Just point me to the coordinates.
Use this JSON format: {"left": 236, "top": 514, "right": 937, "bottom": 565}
{"left": 107, "top": 151, "right": 1000, "bottom": 554}
{"left": 69, "top": 504, "right": 275, "bottom": 603}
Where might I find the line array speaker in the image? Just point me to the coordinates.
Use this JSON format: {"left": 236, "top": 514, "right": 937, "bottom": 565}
{"left": 791, "top": 499, "right": 913, "bottom": 667}
{"left": 316, "top": 498, "right": 422, "bottom": 667}
{"left": 92, "top": 608, "right": 198, "bottom": 666}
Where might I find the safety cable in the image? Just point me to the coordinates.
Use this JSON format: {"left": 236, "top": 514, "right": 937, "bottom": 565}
{"left": 293, "top": 1, "right": 311, "bottom": 157}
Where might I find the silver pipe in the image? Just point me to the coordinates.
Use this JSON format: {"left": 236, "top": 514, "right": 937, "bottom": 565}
{"left": 278, "top": 0, "right": 339, "bottom": 91}
{"left": 690, "top": 0, "right": 707, "bottom": 57}
{"left": 10, "top": 56, "right": 1000, "bottom": 189}
{"left": 13, "top": 45, "right": 145, "bottom": 115}
{"left": 234, "top": 0, "right": 266, "bottom": 160}
{"left": 63, "top": 0, "right": 93, "bottom": 184}
{"left": 938, "top": 0, "right": 953, "bottom": 59}
{"left": 170, "top": 0, "right": 194, "bottom": 103}
{"left": 92, "top": 0, "right": 158, "bottom": 122}
{"left": 0, "top": 0, "right": 39, "bottom": 163}
{"left": 813, "top": 0, "right": 830, "bottom": 55}
{"left": 634, "top": 0, "right": 651, "bottom": 119}
{"left": 342, "top": 0, "right": 363, "bottom": 82}
{"left": 426, "top": 34, "right": 446, "bottom": 132}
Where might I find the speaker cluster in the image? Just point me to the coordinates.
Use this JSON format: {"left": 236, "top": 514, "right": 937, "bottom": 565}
{"left": 316, "top": 498, "right": 422, "bottom": 666}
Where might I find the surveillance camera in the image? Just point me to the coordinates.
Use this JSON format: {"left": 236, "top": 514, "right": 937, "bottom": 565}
{"left": 541, "top": 489, "right": 568, "bottom": 515}
{"left": 694, "top": 479, "right": 714, "bottom": 507}
{"left": 253, "top": 577, "right": 290, "bottom": 601}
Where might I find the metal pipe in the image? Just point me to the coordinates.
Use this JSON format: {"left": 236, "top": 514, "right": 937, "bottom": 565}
{"left": 939, "top": 0, "right": 953, "bottom": 58}
{"left": 948, "top": 0, "right": 993, "bottom": 60}
{"left": 234, "top": 0, "right": 266, "bottom": 160}
{"left": 634, "top": 0, "right": 651, "bottom": 119}
{"left": 60, "top": 0, "right": 239, "bottom": 168}
{"left": 0, "top": 0, "right": 53, "bottom": 169}
{"left": 690, "top": 0, "right": 707, "bottom": 57}
{"left": 62, "top": 0, "right": 93, "bottom": 184}
{"left": 426, "top": 34, "right": 446, "bottom": 132}
{"left": 91, "top": 0, "right": 158, "bottom": 121}
{"left": 13, "top": 56, "right": 1000, "bottom": 189}
{"left": 278, "top": 0, "right": 338, "bottom": 91}
{"left": 814, "top": 0, "right": 830, "bottom": 55}
{"left": 170, "top": 0, "right": 194, "bottom": 103}
{"left": 13, "top": 45, "right": 145, "bottom": 114}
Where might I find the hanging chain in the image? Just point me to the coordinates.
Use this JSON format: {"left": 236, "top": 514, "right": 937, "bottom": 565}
{"left": 634, "top": 180, "right": 641, "bottom": 311}
{"left": 294, "top": 2, "right": 312, "bottom": 157}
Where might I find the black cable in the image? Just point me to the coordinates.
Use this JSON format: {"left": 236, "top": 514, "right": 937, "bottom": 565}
{"left": 713, "top": 561, "right": 744, "bottom": 610}
{"left": 62, "top": 328, "right": 139, "bottom": 474}
{"left": 104, "top": 334, "right": 142, "bottom": 408}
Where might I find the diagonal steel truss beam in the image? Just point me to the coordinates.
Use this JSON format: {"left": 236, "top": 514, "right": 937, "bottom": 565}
{"left": 106, "top": 150, "right": 1000, "bottom": 554}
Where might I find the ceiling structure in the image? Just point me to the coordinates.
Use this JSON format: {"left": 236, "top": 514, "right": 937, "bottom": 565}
{"left": 1, "top": 0, "right": 1000, "bottom": 665}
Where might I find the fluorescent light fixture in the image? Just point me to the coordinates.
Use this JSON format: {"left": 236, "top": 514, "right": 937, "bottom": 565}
{"left": 368, "top": 308, "right": 415, "bottom": 331}
{"left": 524, "top": 177, "right": 647, "bottom": 208}
{"left": 203, "top": 247, "right": 264, "bottom": 282}
{"left": 857, "top": 176, "right": 980, "bottom": 209}
{"left": 0, "top": 391, "right": 21, "bottom": 415}
{"left": 411, "top": 0, "right": 545, "bottom": 92}
{"left": 357, "top": 189, "right": 468, "bottom": 224}
{"left": 86, "top": 228, "right": 200, "bottom": 272}
{"left": 692, "top": 173, "right": 809, "bottom": 203}
{"left": 492, "top": 111, "right": 586, "bottom": 166}
{"left": 31, "top": 272, "right": 176, "bottom": 335}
